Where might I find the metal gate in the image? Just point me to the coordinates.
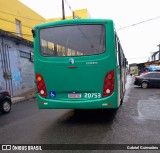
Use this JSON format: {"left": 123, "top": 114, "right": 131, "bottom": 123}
{"left": 0, "top": 40, "right": 13, "bottom": 96}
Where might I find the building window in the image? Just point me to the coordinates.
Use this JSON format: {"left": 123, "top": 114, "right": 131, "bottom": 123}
{"left": 15, "top": 19, "right": 22, "bottom": 37}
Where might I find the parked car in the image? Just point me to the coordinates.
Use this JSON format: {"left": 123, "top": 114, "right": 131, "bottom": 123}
{"left": 134, "top": 72, "right": 160, "bottom": 88}
{"left": 0, "top": 86, "right": 12, "bottom": 113}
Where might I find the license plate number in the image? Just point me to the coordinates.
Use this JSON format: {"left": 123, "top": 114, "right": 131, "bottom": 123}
{"left": 68, "top": 93, "right": 81, "bottom": 98}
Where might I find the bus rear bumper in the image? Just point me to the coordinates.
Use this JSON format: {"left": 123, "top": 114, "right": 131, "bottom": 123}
{"left": 36, "top": 95, "right": 119, "bottom": 109}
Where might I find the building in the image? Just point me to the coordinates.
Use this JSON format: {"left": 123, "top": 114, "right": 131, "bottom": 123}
{"left": 46, "top": 8, "right": 90, "bottom": 22}
{"left": 0, "top": 29, "right": 34, "bottom": 96}
{"left": 129, "top": 44, "right": 160, "bottom": 76}
{"left": 0, "top": 0, "right": 89, "bottom": 96}
{"left": 0, "top": 0, "right": 46, "bottom": 96}
{"left": 129, "top": 63, "right": 138, "bottom": 76}
{"left": 0, "top": 0, "right": 90, "bottom": 42}
{"left": 149, "top": 44, "right": 160, "bottom": 62}
{"left": 0, "top": 0, "right": 45, "bottom": 42}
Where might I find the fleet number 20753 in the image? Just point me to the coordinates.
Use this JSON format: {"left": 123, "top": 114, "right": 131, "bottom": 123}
{"left": 84, "top": 93, "right": 101, "bottom": 99}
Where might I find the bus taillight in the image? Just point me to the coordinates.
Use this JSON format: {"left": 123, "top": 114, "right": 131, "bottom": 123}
{"left": 103, "top": 70, "right": 114, "bottom": 97}
{"left": 36, "top": 73, "right": 47, "bottom": 98}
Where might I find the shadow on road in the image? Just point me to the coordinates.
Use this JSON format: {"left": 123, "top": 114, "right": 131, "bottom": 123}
{"left": 36, "top": 109, "right": 119, "bottom": 144}
{"left": 60, "top": 109, "right": 118, "bottom": 124}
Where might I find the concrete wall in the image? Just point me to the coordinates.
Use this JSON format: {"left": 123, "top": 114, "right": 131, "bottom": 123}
{"left": 0, "top": 36, "right": 34, "bottom": 96}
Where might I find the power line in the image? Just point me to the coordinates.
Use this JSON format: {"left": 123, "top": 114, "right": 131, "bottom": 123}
{"left": 117, "top": 15, "right": 160, "bottom": 30}
{"left": 0, "top": 17, "right": 33, "bottom": 29}
{"left": 10, "top": 32, "right": 32, "bottom": 37}
{"left": 127, "top": 56, "right": 148, "bottom": 60}
{"left": 64, "top": 0, "right": 72, "bottom": 12}
{"left": 64, "top": 0, "right": 81, "bottom": 19}
{"left": 1, "top": 29, "right": 33, "bottom": 38}
{"left": 0, "top": 10, "right": 44, "bottom": 22}
{"left": 1, "top": 27, "right": 32, "bottom": 35}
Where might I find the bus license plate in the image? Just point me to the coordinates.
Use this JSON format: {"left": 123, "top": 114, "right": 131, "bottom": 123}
{"left": 68, "top": 93, "right": 81, "bottom": 98}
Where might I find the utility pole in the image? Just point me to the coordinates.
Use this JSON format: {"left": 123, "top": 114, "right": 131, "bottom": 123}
{"left": 62, "top": 0, "right": 65, "bottom": 20}
{"left": 72, "top": 11, "right": 75, "bottom": 19}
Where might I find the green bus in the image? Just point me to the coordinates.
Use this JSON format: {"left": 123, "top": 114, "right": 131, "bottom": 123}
{"left": 32, "top": 19, "right": 127, "bottom": 109}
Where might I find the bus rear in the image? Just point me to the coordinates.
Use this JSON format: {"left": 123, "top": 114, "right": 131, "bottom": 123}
{"left": 33, "top": 19, "right": 119, "bottom": 109}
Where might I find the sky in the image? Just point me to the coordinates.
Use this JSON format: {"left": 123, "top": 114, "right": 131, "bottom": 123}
{"left": 20, "top": 0, "right": 160, "bottom": 64}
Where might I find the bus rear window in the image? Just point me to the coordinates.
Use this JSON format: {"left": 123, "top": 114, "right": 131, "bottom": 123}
{"left": 40, "top": 24, "right": 106, "bottom": 57}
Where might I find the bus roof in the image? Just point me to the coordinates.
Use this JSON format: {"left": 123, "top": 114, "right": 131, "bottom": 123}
{"left": 34, "top": 19, "right": 114, "bottom": 30}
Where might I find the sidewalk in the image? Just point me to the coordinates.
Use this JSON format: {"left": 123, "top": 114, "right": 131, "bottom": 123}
{"left": 12, "top": 96, "right": 35, "bottom": 104}
{"left": 11, "top": 88, "right": 36, "bottom": 104}
{"left": 12, "top": 97, "right": 26, "bottom": 104}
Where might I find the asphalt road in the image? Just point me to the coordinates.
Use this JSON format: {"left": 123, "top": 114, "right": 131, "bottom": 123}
{"left": 0, "top": 76, "right": 160, "bottom": 153}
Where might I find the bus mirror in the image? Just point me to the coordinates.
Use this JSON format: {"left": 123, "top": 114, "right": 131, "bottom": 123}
{"left": 32, "top": 29, "right": 36, "bottom": 38}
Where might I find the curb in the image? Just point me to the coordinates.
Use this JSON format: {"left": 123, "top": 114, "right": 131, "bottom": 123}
{"left": 12, "top": 96, "right": 36, "bottom": 104}
{"left": 12, "top": 97, "right": 26, "bottom": 104}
